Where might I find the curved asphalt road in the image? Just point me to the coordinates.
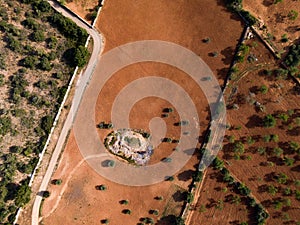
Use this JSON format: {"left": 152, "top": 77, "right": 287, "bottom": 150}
{"left": 30, "top": 1, "right": 103, "bottom": 225}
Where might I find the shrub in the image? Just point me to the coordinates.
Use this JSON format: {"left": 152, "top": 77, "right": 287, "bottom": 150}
{"left": 15, "top": 183, "right": 31, "bottom": 207}
{"left": 122, "top": 209, "right": 131, "bottom": 215}
{"left": 30, "top": 30, "right": 45, "bottom": 42}
{"left": 186, "top": 192, "right": 194, "bottom": 203}
{"left": 0, "top": 116, "right": 12, "bottom": 135}
{"left": 260, "top": 85, "right": 268, "bottom": 94}
{"left": 263, "top": 114, "right": 276, "bottom": 128}
{"left": 212, "top": 157, "right": 224, "bottom": 170}
{"left": 288, "top": 10, "right": 298, "bottom": 20}
{"left": 96, "top": 184, "right": 106, "bottom": 190}
{"left": 41, "top": 115, "right": 53, "bottom": 134}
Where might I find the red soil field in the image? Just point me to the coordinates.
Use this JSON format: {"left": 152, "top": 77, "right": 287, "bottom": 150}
{"left": 41, "top": 0, "right": 244, "bottom": 224}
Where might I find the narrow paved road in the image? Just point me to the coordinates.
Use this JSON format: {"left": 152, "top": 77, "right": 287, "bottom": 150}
{"left": 30, "top": 2, "right": 103, "bottom": 225}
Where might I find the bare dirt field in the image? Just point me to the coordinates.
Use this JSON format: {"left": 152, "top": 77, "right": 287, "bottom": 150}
{"left": 41, "top": 0, "right": 246, "bottom": 224}
{"left": 97, "top": 0, "right": 244, "bottom": 82}
{"left": 41, "top": 131, "right": 201, "bottom": 225}
{"left": 65, "top": 0, "right": 99, "bottom": 24}
{"left": 243, "top": 0, "right": 300, "bottom": 52}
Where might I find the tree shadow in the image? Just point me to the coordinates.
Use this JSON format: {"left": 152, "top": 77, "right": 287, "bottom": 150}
{"left": 172, "top": 190, "right": 186, "bottom": 202}
{"left": 177, "top": 169, "right": 194, "bottom": 181}
{"left": 263, "top": 0, "right": 273, "bottom": 6}
{"left": 221, "top": 46, "right": 235, "bottom": 65}
{"left": 156, "top": 215, "right": 177, "bottom": 225}
{"left": 245, "top": 115, "right": 262, "bottom": 128}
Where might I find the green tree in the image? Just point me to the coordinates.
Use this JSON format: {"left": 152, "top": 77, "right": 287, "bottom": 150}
{"left": 41, "top": 115, "right": 53, "bottom": 134}
{"left": 284, "top": 157, "right": 295, "bottom": 166}
{"left": 272, "top": 147, "right": 283, "bottom": 157}
{"left": 288, "top": 10, "right": 298, "bottom": 20}
{"left": 73, "top": 45, "right": 89, "bottom": 67}
{"left": 276, "top": 173, "right": 288, "bottom": 184}
{"left": 268, "top": 185, "right": 278, "bottom": 196}
{"left": 263, "top": 135, "right": 271, "bottom": 142}
{"left": 271, "top": 134, "right": 279, "bottom": 142}
{"left": 260, "top": 85, "right": 268, "bottom": 94}
{"left": 186, "top": 192, "right": 194, "bottom": 203}
{"left": 257, "top": 147, "right": 266, "bottom": 155}
{"left": 233, "top": 141, "right": 245, "bottom": 155}
{"left": 278, "top": 113, "right": 289, "bottom": 122}
{"left": 212, "top": 157, "right": 224, "bottom": 170}
{"left": 15, "top": 184, "right": 31, "bottom": 207}
{"left": 0, "top": 116, "right": 11, "bottom": 135}
{"left": 30, "top": 30, "right": 45, "bottom": 42}
{"left": 263, "top": 114, "right": 276, "bottom": 128}
{"left": 175, "top": 216, "right": 185, "bottom": 225}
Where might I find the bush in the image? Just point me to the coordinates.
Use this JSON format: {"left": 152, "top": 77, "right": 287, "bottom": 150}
{"left": 48, "top": 12, "right": 88, "bottom": 45}
{"left": 15, "top": 183, "right": 31, "bottom": 207}
{"left": 0, "top": 116, "right": 12, "bottom": 135}
{"left": 41, "top": 115, "right": 53, "bottom": 134}
{"left": 212, "top": 157, "right": 224, "bottom": 170}
{"left": 260, "top": 85, "right": 268, "bottom": 94}
{"left": 263, "top": 114, "right": 276, "bottom": 128}
{"left": 30, "top": 30, "right": 45, "bottom": 42}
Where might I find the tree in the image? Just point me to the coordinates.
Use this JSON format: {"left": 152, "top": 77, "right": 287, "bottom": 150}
{"left": 271, "top": 134, "right": 279, "bottom": 142}
{"left": 263, "top": 114, "right": 276, "bottom": 128}
{"left": 278, "top": 113, "right": 289, "bottom": 122}
{"left": 15, "top": 184, "right": 31, "bottom": 207}
{"left": 284, "top": 157, "right": 295, "bottom": 166}
{"left": 73, "top": 45, "right": 89, "bottom": 67}
{"left": 233, "top": 141, "right": 245, "bottom": 155}
{"left": 263, "top": 135, "right": 271, "bottom": 142}
{"left": 43, "top": 191, "right": 50, "bottom": 198}
{"left": 288, "top": 10, "right": 298, "bottom": 20}
{"left": 268, "top": 185, "right": 278, "bottom": 195}
{"left": 273, "top": 200, "right": 283, "bottom": 210}
{"left": 215, "top": 200, "right": 224, "bottom": 210}
{"left": 186, "top": 192, "right": 194, "bottom": 203}
{"left": 260, "top": 85, "right": 268, "bottom": 94}
{"left": 96, "top": 184, "right": 106, "bottom": 190}
{"left": 276, "top": 173, "right": 288, "bottom": 184}
{"left": 257, "top": 147, "right": 266, "bottom": 155}
{"left": 272, "top": 147, "right": 283, "bottom": 157}
{"left": 290, "top": 141, "right": 300, "bottom": 153}
{"left": 237, "top": 182, "right": 251, "bottom": 196}
{"left": 212, "top": 157, "right": 224, "bottom": 170}
{"left": 193, "top": 171, "right": 203, "bottom": 182}
{"left": 122, "top": 209, "right": 131, "bottom": 215}
{"left": 41, "top": 115, "right": 53, "bottom": 134}
{"left": 283, "top": 187, "right": 292, "bottom": 196}
{"left": 120, "top": 199, "right": 129, "bottom": 205}
{"left": 101, "top": 219, "right": 110, "bottom": 224}
{"left": 30, "top": 30, "right": 45, "bottom": 42}
{"left": 274, "top": 0, "right": 283, "bottom": 4}
{"left": 175, "top": 216, "right": 185, "bottom": 225}
{"left": 39, "top": 56, "right": 52, "bottom": 71}
{"left": 53, "top": 179, "right": 62, "bottom": 185}
{"left": 22, "top": 55, "right": 39, "bottom": 69}
{"left": 0, "top": 116, "right": 12, "bottom": 136}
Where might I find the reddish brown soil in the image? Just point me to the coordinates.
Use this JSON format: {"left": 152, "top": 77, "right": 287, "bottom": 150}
{"left": 189, "top": 168, "right": 250, "bottom": 225}
{"left": 65, "top": 0, "right": 98, "bottom": 24}
{"left": 42, "top": 0, "right": 245, "bottom": 224}
{"left": 42, "top": 131, "right": 201, "bottom": 225}
{"left": 244, "top": 0, "right": 300, "bottom": 51}
{"left": 221, "top": 37, "right": 300, "bottom": 224}
{"left": 97, "top": 0, "right": 243, "bottom": 82}
{"left": 95, "top": 62, "right": 210, "bottom": 165}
